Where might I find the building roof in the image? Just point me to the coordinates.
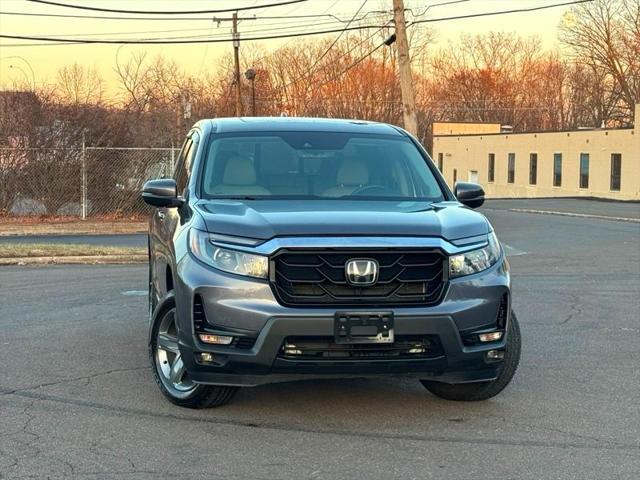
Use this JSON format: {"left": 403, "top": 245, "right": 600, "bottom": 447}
{"left": 433, "top": 121, "right": 502, "bottom": 136}
{"left": 433, "top": 125, "right": 634, "bottom": 138}
{"left": 198, "top": 117, "right": 405, "bottom": 136}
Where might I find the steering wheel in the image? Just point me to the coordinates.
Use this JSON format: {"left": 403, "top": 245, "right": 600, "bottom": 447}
{"left": 350, "top": 185, "right": 394, "bottom": 196}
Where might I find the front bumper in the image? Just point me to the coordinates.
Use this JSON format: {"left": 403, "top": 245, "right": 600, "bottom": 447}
{"left": 172, "top": 245, "right": 511, "bottom": 387}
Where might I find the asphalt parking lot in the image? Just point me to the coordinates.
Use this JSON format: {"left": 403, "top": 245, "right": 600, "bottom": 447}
{"left": 1, "top": 206, "right": 639, "bottom": 479}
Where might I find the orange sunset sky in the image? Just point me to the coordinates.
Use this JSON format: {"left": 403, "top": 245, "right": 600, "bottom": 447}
{"left": 0, "top": 0, "right": 574, "bottom": 95}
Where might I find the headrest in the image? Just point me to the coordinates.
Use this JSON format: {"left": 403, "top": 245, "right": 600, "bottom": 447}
{"left": 337, "top": 157, "right": 368, "bottom": 186}
{"left": 223, "top": 157, "right": 257, "bottom": 185}
{"left": 259, "top": 143, "right": 297, "bottom": 174}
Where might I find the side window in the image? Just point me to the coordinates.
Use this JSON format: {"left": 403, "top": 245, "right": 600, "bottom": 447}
{"left": 174, "top": 132, "right": 200, "bottom": 195}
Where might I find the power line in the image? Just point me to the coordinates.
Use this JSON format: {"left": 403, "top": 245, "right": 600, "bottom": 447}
{"left": 0, "top": 0, "right": 593, "bottom": 46}
{"left": 411, "top": 0, "right": 593, "bottom": 25}
{"left": 0, "top": 0, "right": 580, "bottom": 23}
{"left": 257, "top": 10, "right": 390, "bottom": 22}
{"left": 251, "top": 0, "right": 342, "bottom": 64}
{"left": 0, "top": 23, "right": 388, "bottom": 45}
{"left": 275, "top": 0, "right": 466, "bottom": 91}
{"left": 408, "top": 0, "right": 470, "bottom": 18}
{"left": 286, "top": 0, "right": 595, "bottom": 89}
{"left": 299, "top": 0, "right": 370, "bottom": 80}
{"left": 313, "top": 41, "right": 388, "bottom": 90}
{"left": 25, "top": 0, "right": 309, "bottom": 15}
{"left": 0, "top": 9, "right": 384, "bottom": 22}
{"left": 278, "top": 20, "right": 392, "bottom": 90}
{"left": 26, "top": 17, "right": 346, "bottom": 40}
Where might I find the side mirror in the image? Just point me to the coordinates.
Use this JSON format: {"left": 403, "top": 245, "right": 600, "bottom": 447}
{"left": 141, "top": 179, "right": 184, "bottom": 208}
{"left": 454, "top": 182, "right": 485, "bottom": 209}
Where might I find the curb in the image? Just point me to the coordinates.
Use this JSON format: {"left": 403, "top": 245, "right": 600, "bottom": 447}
{"left": 0, "top": 254, "right": 148, "bottom": 266}
{"left": 507, "top": 208, "right": 640, "bottom": 223}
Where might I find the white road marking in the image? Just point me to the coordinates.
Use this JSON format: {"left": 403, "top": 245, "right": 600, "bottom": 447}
{"left": 509, "top": 208, "right": 640, "bottom": 223}
{"left": 121, "top": 290, "right": 147, "bottom": 296}
{"left": 502, "top": 243, "right": 527, "bottom": 257}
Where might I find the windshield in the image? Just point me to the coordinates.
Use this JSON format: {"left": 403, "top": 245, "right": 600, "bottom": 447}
{"left": 200, "top": 131, "right": 444, "bottom": 201}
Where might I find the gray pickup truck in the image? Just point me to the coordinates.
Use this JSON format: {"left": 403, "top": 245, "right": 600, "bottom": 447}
{"left": 142, "top": 117, "right": 520, "bottom": 408}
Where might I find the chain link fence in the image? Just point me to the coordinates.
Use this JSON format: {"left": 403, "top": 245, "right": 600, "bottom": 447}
{"left": 0, "top": 147, "right": 178, "bottom": 219}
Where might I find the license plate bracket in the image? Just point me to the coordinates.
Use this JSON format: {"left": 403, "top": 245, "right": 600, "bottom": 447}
{"left": 334, "top": 312, "right": 394, "bottom": 344}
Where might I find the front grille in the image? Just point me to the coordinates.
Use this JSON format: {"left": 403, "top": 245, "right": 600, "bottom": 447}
{"left": 279, "top": 335, "right": 443, "bottom": 360}
{"left": 271, "top": 249, "right": 447, "bottom": 307}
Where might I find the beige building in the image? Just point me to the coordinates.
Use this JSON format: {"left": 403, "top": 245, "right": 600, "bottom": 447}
{"left": 433, "top": 121, "right": 502, "bottom": 136}
{"left": 432, "top": 104, "right": 639, "bottom": 200}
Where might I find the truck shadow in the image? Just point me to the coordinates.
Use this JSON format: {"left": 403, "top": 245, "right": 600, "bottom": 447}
{"left": 221, "top": 376, "right": 514, "bottom": 430}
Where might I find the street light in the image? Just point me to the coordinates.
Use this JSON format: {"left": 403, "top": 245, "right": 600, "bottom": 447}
{"left": 244, "top": 68, "right": 257, "bottom": 117}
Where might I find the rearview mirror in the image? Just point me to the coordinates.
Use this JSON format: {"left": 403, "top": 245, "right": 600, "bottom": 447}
{"left": 141, "top": 178, "right": 184, "bottom": 208}
{"left": 454, "top": 182, "right": 485, "bottom": 209}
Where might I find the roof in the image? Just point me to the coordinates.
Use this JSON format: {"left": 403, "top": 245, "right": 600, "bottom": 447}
{"left": 198, "top": 117, "right": 405, "bottom": 136}
{"left": 433, "top": 125, "right": 634, "bottom": 138}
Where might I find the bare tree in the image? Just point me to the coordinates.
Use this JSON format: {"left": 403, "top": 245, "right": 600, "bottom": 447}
{"left": 56, "top": 63, "right": 104, "bottom": 105}
{"left": 114, "top": 50, "right": 151, "bottom": 112}
{"left": 560, "top": 0, "right": 639, "bottom": 125}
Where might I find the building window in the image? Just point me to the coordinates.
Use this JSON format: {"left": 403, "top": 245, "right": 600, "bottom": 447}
{"left": 507, "top": 153, "right": 515, "bottom": 183}
{"left": 453, "top": 168, "right": 457, "bottom": 184}
{"left": 610, "top": 153, "right": 621, "bottom": 191}
{"left": 553, "top": 153, "right": 562, "bottom": 187}
{"left": 437, "top": 153, "right": 443, "bottom": 172}
{"left": 579, "top": 153, "right": 589, "bottom": 189}
{"left": 488, "top": 153, "right": 495, "bottom": 182}
{"left": 529, "top": 153, "right": 538, "bottom": 185}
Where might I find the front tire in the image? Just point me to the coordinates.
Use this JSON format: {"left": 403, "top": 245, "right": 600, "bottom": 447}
{"left": 421, "top": 311, "right": 521, "bottom": 401}
{"left": 149, "top": 295, "right": 238, "bottom": 408}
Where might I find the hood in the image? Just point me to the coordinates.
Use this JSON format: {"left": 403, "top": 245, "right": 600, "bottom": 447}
{"left": 194, "top": 199, "right": 489, "bottom": 241}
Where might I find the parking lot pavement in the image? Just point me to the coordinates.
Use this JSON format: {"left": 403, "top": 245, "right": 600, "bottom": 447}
{"left": 1, "top": 210, "right": 639, "bottom": 479}
{"left": 483, "top": 198, "right": 640, "bottom": 219}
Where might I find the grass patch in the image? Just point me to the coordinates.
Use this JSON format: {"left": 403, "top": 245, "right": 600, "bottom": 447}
{"left": 0, "top": 218, "right": 147, "bottom": 236}
{"left": 0, "top": 243, "right": 145, "bottom": 258}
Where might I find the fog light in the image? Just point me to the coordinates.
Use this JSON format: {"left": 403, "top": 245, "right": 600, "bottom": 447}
{"left": 283, "top": 343, "right": 302, "bottom": 355}
{"left": 486, "top": 349, "right": 504, "bottom": 360}
{"left": 199, "top": 334, "right": 233, "bottom": 345}
{"left": 478, "top": 331, "right": 503, "bottom": 343}
{"left": 197, "top": 352, "right": 215, "bottom": 363}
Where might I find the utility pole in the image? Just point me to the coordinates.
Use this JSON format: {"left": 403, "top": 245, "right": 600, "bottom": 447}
{"left": 232, "top": 12, "right": 243, "bottom": 117}
{"left": 245, "top": 68, "right": 257, "bottom": 116}
{"left": 392, "top": 0, "right": 418, "bottom": 136}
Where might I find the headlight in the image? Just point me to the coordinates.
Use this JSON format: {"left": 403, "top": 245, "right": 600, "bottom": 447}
{"left": 449, "top": 231, "right": 502, "bottom": 278}
{"left": 189, "top": 229, "right": 268, "bottom": 279}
